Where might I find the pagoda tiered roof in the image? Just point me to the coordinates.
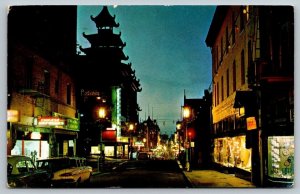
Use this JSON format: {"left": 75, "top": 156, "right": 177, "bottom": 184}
{"left": 82, "top": 31, "right": 126, "bottom": 48}
{"left": 79, "top": 46, "right": 129, "bottom": 61}
{"left": 120, "top": 63, "right": 142, "bottom": 92}
{"left": 91, "top": 6, "right": 119, "bottom": 29}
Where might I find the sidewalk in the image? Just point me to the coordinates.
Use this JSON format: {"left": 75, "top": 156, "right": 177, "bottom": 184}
{"left": 183, "top": 169, "right": 256, "bottom": 188}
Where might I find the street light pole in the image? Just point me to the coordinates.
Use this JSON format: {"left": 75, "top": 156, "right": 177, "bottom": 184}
{"left": 183, "top": 106, "right": 191, "bottom": 172}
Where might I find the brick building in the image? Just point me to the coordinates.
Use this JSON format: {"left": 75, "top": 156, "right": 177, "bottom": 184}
{"left": 7, "top": 6, "right": 79, "bottom": 159}
{"left": 206, "top": 6, "right": 294, "bottom": 186}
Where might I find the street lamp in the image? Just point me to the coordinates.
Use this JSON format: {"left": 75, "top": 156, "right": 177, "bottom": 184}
{"left": 176, "top": 121, "right": 182, "bottom": 157}
{"left": 128, "top": 123, "right": 134, "bottom": 160}
{"left": 183, "top": 106, "right": 191, "bottom": 171}
{"left": 98, "top": 107, "right": 106, "bottom": 119}
{"left": 97, "top": 106, "right": 106, "bottom": 172}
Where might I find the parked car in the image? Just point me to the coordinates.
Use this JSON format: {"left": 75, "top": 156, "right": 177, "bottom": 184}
{"left": 137, "top": 152, "right": 150, "bottom": 160}
{"left": 37, "top": 157, "right": 92, "bottom": 187}
{"left": 7, "top": 155, "right": 50, "bottom": 188}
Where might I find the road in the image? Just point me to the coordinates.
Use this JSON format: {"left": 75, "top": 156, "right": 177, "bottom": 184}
{"left": 87, "top": 160, "right": 191, "bottom": 188}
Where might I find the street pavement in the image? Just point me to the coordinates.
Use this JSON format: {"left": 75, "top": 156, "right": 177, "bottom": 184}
{"left": 183, "top": 169, "right": 256, "bottom": 188}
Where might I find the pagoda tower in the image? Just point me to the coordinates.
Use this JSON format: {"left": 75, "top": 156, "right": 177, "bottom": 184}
{"left": 76, "top": 6, "right": 141, "bottom": 157}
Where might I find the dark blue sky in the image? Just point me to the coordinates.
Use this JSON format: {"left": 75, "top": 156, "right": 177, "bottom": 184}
{"left": 77, "top": 5, "right": 216, "bottom": 135}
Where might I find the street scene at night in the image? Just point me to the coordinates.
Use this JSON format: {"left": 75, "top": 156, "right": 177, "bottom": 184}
{"left": 6, "top": 3, "right": 294, "bottom": 190}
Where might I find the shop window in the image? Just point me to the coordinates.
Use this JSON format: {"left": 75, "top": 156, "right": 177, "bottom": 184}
{"left": 213, "top": 136, "right": 251, "bottom": 171}
{"left": 268, "top": 136, "right": 294, "bottom": 180}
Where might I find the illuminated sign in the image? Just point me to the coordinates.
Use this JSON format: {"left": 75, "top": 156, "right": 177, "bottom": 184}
{"left": 246, "top": 117, "right": 257, "bottom": 130}
{"left": 102, "top": 130, "right": 117, "bottom": 142}
{"left": 7, "top": 110, "right": 19, "bottom": 122}
{"left": 66, "top": 118, "right": 80, "bottom": 131}
{"left": 31, "top": 132, "right": 41, "bottom": 140}
{"left": 80, "top": 89, "right": 100, "bottom": 96}
{"left": 37, "top": 117, "right": 65, "bottom": 126}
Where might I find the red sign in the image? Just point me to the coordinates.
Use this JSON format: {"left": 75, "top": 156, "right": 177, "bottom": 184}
{"left": 246, "top": 117, "right": 257, "bottom": 130}
{"left": 102, "top": 130, "right": 117, "bottom": 142}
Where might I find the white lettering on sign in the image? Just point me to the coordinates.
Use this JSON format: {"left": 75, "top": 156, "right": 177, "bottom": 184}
{"left": 80, "top": 89, "right": 100, "bottom": 96}
{"left": 37, "top": 117, "right": 65, "bottom": 126}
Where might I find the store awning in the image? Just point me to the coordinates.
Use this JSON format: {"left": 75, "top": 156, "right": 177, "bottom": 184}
{"left": 233, "top": 91, "right": 256, "bottom": 108}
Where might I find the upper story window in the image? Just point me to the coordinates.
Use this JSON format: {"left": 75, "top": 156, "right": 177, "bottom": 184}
{"left": 221, "top": 76, "right": 224, "bottom": 101}
{"left": 226, "top": 69, "right": 230, "bottom": 97}
{"left": 67, "top": 83, "right": 71, "bottom": 105}
{"left": 25, "top": 57, "right": 33, "bottom": 89}
{"left": 44, "top": 70, "right": 50, "bottom": 95}
{"left": 232, "top": 12, "right": 236, "bottom": 45}
{"left": 226, "top": 26, "right": 229, "bottom": 53}
{"left": 233, "top": 60, "right": 236, "bottom": 92}
{"left": 240, "top": 6, "right": 245, "bottom": 32}
{"left": 241, "top": 50, "right": 245, "bottom": 85}
{"left": 220, "top": 37, "right": 223, "bottom": 63}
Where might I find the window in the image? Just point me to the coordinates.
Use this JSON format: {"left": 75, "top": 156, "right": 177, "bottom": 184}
{"left": 55, "top": 80, "right": 59, "bottom": 94}
{"left": 240, "top": 6, "right": 245, "bottom": 32}
{"left": 220, "top": 37, "right": 223, "bottom": 62}
{"left": 67, "top": 83, "right": 71, "bottom": 105}
{"left": 226, "top": 26, "right": 229, "bottom": 53}
{"left": 221, "top": 76, "right": 224, "bottom": 101}
{"left": 44, "top": 70, "right": 50, "bottom": 95}
{"left": 232, "top": 13, "right": 236, "bottom": 45}
{"left": 226, "top": 69, "right": 230, "bottom": 97}
{"left": 217, "top": 82, "right": 219, "bottom": 105}
{"left": 25, "top": 58, "right": 33, "bottom": 89}
{"left": 241, "top": 50, "right": 245, "bottom": 85}
{"left": 233, "top": 60, "right": 236, "bottom": 92}
{"left": 214, "top": 85, "right": 217, "bottom": 107}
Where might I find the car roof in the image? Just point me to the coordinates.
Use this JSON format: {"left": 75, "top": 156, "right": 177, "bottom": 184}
{"left": 37, "top": 157, "right": 86, "bottom": 161}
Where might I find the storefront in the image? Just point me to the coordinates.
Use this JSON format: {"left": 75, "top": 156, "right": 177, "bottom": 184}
{"left": 213, "top": 135, "right": 252, "bottom": 173}
{"left": 8, "top": 113, "right": 79, "bottom": 159}
{"left": 266, "top": 136, "right": 294, "bottom": 186}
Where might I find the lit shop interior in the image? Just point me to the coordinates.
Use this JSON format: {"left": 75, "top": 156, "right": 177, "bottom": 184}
{"left": 267, "top": 136, "right": 294, "bottom": 181}
{"left": 213, "top": 135, "right": 251, "bottom": 172}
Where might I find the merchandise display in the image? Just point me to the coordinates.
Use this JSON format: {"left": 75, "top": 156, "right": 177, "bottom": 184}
{"left": 268, "top": 136, "right": 294, "bottom": 180}
{"left": 213, "top": 136, "right": 251, "bottom": 172}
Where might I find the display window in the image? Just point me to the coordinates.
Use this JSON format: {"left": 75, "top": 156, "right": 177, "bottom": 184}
{"left": 267, "top": 136, "right": 294, "bottom": 180}
{"left": 213, "top": 136, "right": 251, "bottom": 172}
{"left": 11, "top": 140, "right": 49, "bottom": 161}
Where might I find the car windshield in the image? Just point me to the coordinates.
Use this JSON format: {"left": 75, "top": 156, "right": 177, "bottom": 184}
{"left": 37, "top": 159, "right": 70, "bottom": 172}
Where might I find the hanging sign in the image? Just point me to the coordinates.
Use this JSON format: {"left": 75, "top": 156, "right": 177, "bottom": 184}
{"left": 7, "top": 110, "right": 19, "bottom": 122}
{"left": 246, "top": 117, "right": 257, "bottom": 130}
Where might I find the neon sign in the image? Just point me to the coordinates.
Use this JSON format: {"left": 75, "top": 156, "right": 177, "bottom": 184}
{"left": 37, "top": 117, "right": 65, "bottom": 126}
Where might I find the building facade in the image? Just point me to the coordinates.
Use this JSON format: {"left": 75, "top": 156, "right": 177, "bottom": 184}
{"left": 206, "top": 6, "right": 294, "bottom": 186}
{"left": 76, "top": 6, "right": 142, "bottom": 158}
{"left": 7, "top": 6, "right": 79, "bottom": 159}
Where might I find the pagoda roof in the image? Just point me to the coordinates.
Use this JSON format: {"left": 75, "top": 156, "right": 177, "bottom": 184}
{"left": 82, "top": 31, "right": 126, "bottom": 48}
{"left": 91, "top": 6, "right": 119, "bottom": 29}
{"left": 119, "top": 63, "right": 142, "bottom": 92}
{"left": 79, "top": 46, "right": 129, "bottom": 60}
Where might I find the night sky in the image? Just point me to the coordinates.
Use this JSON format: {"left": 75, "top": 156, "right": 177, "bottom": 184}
{"left": 77, "top": 5, "right": 216, "bottom": 136}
